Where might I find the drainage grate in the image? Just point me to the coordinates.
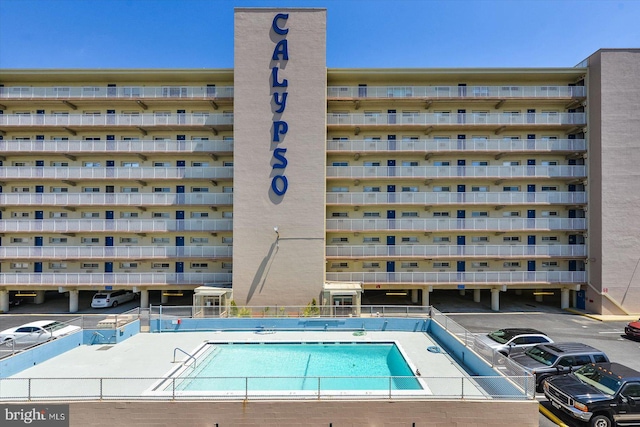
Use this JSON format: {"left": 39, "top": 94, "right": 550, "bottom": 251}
{"left": 97, "top": 346, "right": 114, "bottom": 351}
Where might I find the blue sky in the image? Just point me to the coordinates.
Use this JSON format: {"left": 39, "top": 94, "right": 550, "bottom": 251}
{"left": 1, "top": 0, "right": 638, "bottom": 69}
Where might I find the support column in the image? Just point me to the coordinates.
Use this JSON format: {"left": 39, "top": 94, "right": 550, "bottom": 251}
{"left": 421, "top": 286, "right": 431, "bottom": 307}
{"left": 491, "top": 288, "right": 500, "bottom": 312}
{"left": 535, "top": 289, "right": 543, "bottom": 303}
{"left": 515, "top": 289, "right": 523, "bottom": 296}
{"left": 473, "top": 289, "right": 481, "bottom": 303}
{"left": 0, "top": 290, "right": 8, "bottom": 313}
{"left": 161, "top": 292, "right": 169, "bottom": 304}
{"left": 572, "top": 290, "right": 577, "bottom": 308}
{"left": 459, "top": 289, "right": 466, "bottom": 297}
{"left": 411, "top": 289, "right": 419, "bottom": 304}
{"left": 35, "top": 290, "right": 46, "bottom": 304}
{"left": 140, "top": 289, "right": 150, "bottom": 309}
{"left": 561, "top": 288, "right": 570, "bottom": 309}
{"left": 68, "top": 289, "right": 79, "bottom": 313}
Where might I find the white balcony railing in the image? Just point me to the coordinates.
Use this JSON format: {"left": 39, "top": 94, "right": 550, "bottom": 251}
{"left": 0, "top": 86, "right": 234, "bottom": 99}
{"left": 0, "top": 193, "right": 233, "bottom": 206}
{"left": 326, "top": 218, "right": 587, "bottom": 232}
{"left": 326, "top": 271, "right": 587, "bottom": 284}
{"left": 0, "top": 113, "right": 233, "bottom": 127}
{"left": 0, "top": 273, "right": 231, "bottom": 285}
{"left": 0, "top": 246, "right": 232, "bottom": 259}
{"left": 0, "top": 219, "right": 233, "bottom": 233}
{"left": 326, "top": 244, "right": 587, "bottom": 258}
{"left": 326, "top": 138, "right": 586, "bottom": 153}
{"left": 0, "top": 139, "right": 233, "bottom": 154}
{"left": 327, "top": 165, "right": 587, "bottom": 179}
{"left": 327, "top": 113, "right": 586, "bottom": 126}
{"left": 328, "top": 85, "right": 586, "bottom": 99}
{"left": 327, "top": 192, "right": 586, "bottom": 205}
{"left": 0, "top": 167, "right": 233, "bottom": 180}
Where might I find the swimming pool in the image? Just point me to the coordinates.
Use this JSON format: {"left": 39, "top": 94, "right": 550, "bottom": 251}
{"left": 164, "top": 342, "right": 422, "bottom": 392}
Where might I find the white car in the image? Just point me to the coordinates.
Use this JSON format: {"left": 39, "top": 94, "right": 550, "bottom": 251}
{"left": 474, "top": 328, "right": 553, "bottom": 358}
{"left": 91, "top": 290, "right": 137, "bottom": 308}
{"left": 0, "top": 320, "right": 81, "bottom": 344}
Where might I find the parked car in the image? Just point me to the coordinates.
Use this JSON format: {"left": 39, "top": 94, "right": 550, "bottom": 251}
{"left": 0, "top": 320, "right": 80, "bottom": 344}
{"left": 544, "top": 362, "right": 640, "bottom": 427}
{"left": 509, "top": 342, "right": 609, "bottom": 392}
{"left": 625, "top": 318, "right": 640, "bottom": 340}
{"left": 91, "top": 290, "right": 137, "bottom": 308}
{"left": 474, "top": 328, "right": 553, "bottom": 358}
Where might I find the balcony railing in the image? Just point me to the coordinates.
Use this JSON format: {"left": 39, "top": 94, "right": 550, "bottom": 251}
{"left": 0, "top": 113, "right": 233, "bottom": 127}
{"left": 326, "top": 244, "right": 587, "bottom": 258}
{"left": 0, "top": 167, "right": 233, "bottom": 180}
{"left": 326, "top": 192, "right": 586, "bottom": 205}
{"left": 326, "top": 165, "right": 586, "bottom": 179}
{"left": 328, "top": 85, "right": 585, "bottom": 99}
{"left": 0, "top": 273, "right": 231, "bottom": 285}
{"left": 327, "top": 112, "right": 586, "bottom": 126}
{"left": 0, "top": 139, "right": 233, "bottom": 154}
{"left": 326, "top": 271, "right": 586, "bottom": 284}
{"left": 0, "top": 246, "right": 232, "bottom": 259}
{"left": 0, "top": 219, "right": 233, "bottom": 233}
{"left": 0, "top": 86, "right": 234, "bottom": 99}
{"left": 0, "top": 193, "right": 233, "bottom": 206}
{"left": 326, "top": 218, "right": 587, "bottom": 232}
{"left": 326, "top": 138, "right": 586, "bottom": 153}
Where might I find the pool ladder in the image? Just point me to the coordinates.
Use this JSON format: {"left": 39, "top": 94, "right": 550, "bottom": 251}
{"left": 173, "top": 347, "right": 197, "bottom": 369}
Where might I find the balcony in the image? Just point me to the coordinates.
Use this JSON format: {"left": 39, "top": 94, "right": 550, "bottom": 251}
{"left": 327, "top": 85, "right": 585, "bottom": 99}
{"left": 326, "top": 218, "right": 587, "bottom": 232}
{"left": 0, "top": 219, "right": 233, "bottom": 233}
{"left": 326, "top": 244, "right": 587, "bottom": 258}
{"left": 0, "top": 193, "right": 233, "bottom": 207}
{"left": 327, "top": 112, "right": 586, "bottom": 130}
{"left": 326, "top": 165, "right": 587, "bottom": 179}
{"left": 0, "top": 139, "right": 233, "bottom": 155}
{"left": 0, "top": 246, "right": 232, "bottom": 260}
{"left": 326, "top": 191, "right": 587, "bottom": 206}
{"left": 0, "top": 113, "right": 233, "bottom": 132}
{"left": 0, "top": 167, "right": 233, "bottom": 181}
{"left": 326, "top": 271, "right": 587, "bottom": 285}
{"left": 0, "top": 85, "right": 234, "bottom": 100}
{"left": 326, "top": 138, "right": 586, "bottom": 154}
{"left": 0, "top": 272, "right": 231, "bottom": 286}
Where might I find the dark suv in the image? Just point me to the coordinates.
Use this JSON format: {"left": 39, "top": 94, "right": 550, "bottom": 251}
{"left": 509, "top": 342, "right": 609, "bottom": 392}
{"left": 544, "top": 362, "right": 640, "bottom": 427}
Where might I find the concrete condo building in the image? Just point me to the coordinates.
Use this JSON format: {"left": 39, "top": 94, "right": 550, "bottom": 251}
{"left": 0, "top": 8, "right": 639, "bottom": 315}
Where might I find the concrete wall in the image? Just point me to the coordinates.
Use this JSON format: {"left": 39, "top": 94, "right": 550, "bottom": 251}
{"left": 0, "top": 332, "right": 82, "bottom": 378}
{"left": 233, "top": 9, "right": 327, "bottom": 306}
{"left": 587, "top": 49, "right": 640, "bottom": 314}
{"left": 66, "top": 400, "right": 539, "bottom": 427}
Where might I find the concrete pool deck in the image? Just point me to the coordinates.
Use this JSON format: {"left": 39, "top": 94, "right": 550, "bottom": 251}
{"left": 6, "top": 330, "right": 487, "bottom": 399}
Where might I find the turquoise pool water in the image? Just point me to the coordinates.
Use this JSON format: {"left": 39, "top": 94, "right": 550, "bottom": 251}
{"left": 171, "top": 342, "right": 422, "bottom": 391}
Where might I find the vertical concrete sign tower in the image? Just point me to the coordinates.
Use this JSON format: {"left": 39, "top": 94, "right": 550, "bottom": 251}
{"left": 233, "top": 9, "right": 327, "bottom": 305}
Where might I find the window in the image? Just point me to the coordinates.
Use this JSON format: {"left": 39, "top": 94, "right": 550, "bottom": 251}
{"left": 503, "top": 261, "right": 520, "bottom": 268}
{"left": 192, "top": 187, "right": 209, "bottom": 193}
{"left": 222, "top": 237, "right": 233, "bottom": 244}
{"left": 81, "top": 237, "right": 100, "bottom": 244}
{"left": 503, "top": 211, "right": 520, "bottom": 217}
{"left": 154, "top": 162, "right": 171, "bottom": 167}
{"left": 433, "top": 212, "right": 449, "bottom": 217}
{"left": 332, "top": 212, "right": 348, "bottom": 218}
{"left": 192, "top": 161, "right": 209, "bottom": 167}
{"left": 83, "top": 162, "right": 101, "bottom": 167}
{"left": 11, "top": 212, "right": 30, "bottom": 218}
{"left": 401, "top": 211, "right": 418, "bottom": 217}
{"left": 152, "top": 237, "right": 170, "bottom": 243}
{"left": 471, "top": 211, "right": 489, "bottom": 217}
{"left": 11, "top": 237, "right": 28, "bottom": 243}
{"left": 222, "top": 187, "right": 233, "bottom": 193}
{"left": 472, "top": 236, "right": 489, "bottom": 243}
{"left": 332, "top": 162, "right": 349, "bottom": 167}
{"left": 542, "top": 261, "right": 558, "bottom": 267}
{"left": 49, "top": 237, "right": 68, "bottom": 244}
{"left": 12, "top": 162, "right": 27, "bottom": 167}
{"left": 503, "top": 236, "right": 520, "bottom": 242}
{"left": 402, "top": 236, "right": 419, "bottom": 243}
{"left": 363, "top": 212, "right": 380, "bottom": 217}
{"left": 433, "top": 237, "right": 450, "bottom": 243}
{"left": 222, "top": 262, "right": 233, "bottom": 270}
{"left": 402, "top": 161, "right": 419, "bottom": 166}
{"left": 472, "top": 262, "right": 489, "bottom": 268}
{"left": 51, "top": 162, "right": 69, "bottom": 167}
{"left": 153, "top": 212, "right": 170, "bottom": 218}
{"left": 503, "top": 186, "right": 520, "bottom": 192}
{"left": 363, "top": 262, "right": 380, "bottom": 269}
{"left": 82, "top": 187, "right": 100, "bottom": 193}
{"left": 331, "top": 237, "right": 349, "bottom": 243}
{"left": 542, "top": 236, "right": 559, "bottom": 242}
{"left": 121, "top": 162, "right": 140, "bottom": 168}
{"left": 190, "top": 237, "right": 209, "bottom": 244}
{"left": 12, "top": 187, "right": 30, "bottom": 193}
{"left": 223, "top": 161, "right": 234, "bottom": 167}
{"left": 401, "top": 186, "right": 418, "bottom": 192}
{"left": 120, "top": 262, "right": 138, "bottom": 269}
{"left": 433, "top": 186, "right": 450, "bottom": 192}
{"left": 50, "top": 212, "right": 68, "bottom": 218}
{"left": 363, "top": 161, "right": 380, "bottom": 167}
{"left": 363, "top": 186, "right": 380, "bottom": 192}
{"left": 472, "top": 161, "right": 488, "bottom": 166}
{"left": 190, "top": 263, "right": 209, "bottom": 268}
{"left": 153, "top": 187, "right": 170, "bottom": 193}
{"left": 49, "top": 262, "right": 67, "bottom": 269}
{"left": 82, "top": 263, "right": 99, "bottom": 269}
{"left": 331, "top": 262, "right": 349, "bottom": 268}
{"left": 152, "top": 263, "right": 170, "bottom": 269}
{"left": 542, "top": 211, "right": 559, "bottom": 217}
{"left": 82, "top": 212, "right": 100, "bottom": 218}
{"left": 191, "top": 212, "right": 209, "bottom": 218}
{"left": 471, "top": 186, "right": 488, "bottom": 192}
{"left": 331, "top": 187, "right": 349, "bottom": 192}
{"left": 401, "top": 262, "right": 419, "bottom": 268}
{"left": 541, "top": 161, "right": 559, "bottom": 166}
{"left": 121, "top": 187, "right": 139, "bottom": 193}
{"left": 120, "top": 212, "right": 139, "bottom": 218}
{"left": 433, "top": 262, "right": 450, "bottom": 268}
{"left": 363, "top": 237, "right": 380, "bottom": 243}
{"left": 222, "top": 211, "right": 233, "bottom": 218}
{"left": 433, "top": 161, "right": 450, "bottom": 166}
{"left": 120, "top": 237, "right": 138, "bottom": 244}
{"left": 11, "top": 263, "right": 29, "bottom": 269}
{"left": 541, "top": 186, "right": 558, "bottom": 191}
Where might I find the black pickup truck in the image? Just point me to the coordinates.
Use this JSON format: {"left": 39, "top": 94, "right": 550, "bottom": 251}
{"left": 544, "top": 362, "right": 640, "bottom": 427}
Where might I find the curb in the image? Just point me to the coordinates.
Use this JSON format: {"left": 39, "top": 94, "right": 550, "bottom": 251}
{"left": 539, "top": 403, "right": 569, "bottom": 427}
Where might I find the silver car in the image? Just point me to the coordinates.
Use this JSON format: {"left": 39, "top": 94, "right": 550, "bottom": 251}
{"left": 474, "top": 328, "right": 553, "bottom": 358}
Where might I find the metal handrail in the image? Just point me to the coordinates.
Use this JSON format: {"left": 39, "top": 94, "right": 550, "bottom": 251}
{"left": 173, "top": 347, "right": 197, "bottom": 369}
